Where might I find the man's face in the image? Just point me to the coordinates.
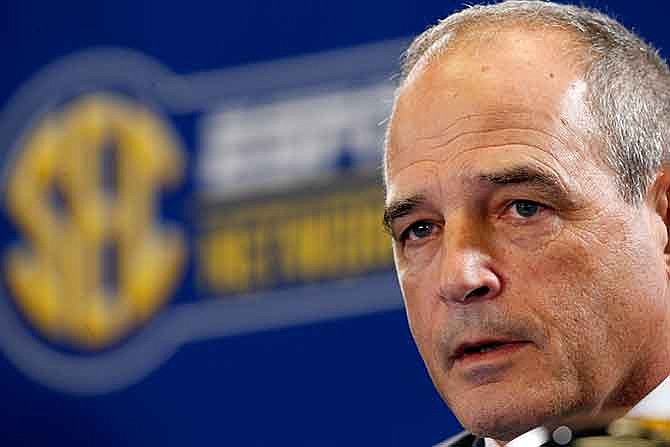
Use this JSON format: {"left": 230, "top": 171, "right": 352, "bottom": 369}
{"left": 385, "top": 29, "right": 670, "bottom": 441}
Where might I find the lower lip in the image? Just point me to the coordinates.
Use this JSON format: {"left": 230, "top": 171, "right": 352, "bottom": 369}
{"left": 454, "top": 341, "right": 531, "bottom": 367}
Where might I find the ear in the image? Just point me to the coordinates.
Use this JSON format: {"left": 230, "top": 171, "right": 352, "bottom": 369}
{"left": 646, "top": 167, "right": 670, "bottom": 268}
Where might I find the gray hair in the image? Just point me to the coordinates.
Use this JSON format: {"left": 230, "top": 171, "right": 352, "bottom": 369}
{"left": 393, "top": 0, "right": 670, "bottom": 204}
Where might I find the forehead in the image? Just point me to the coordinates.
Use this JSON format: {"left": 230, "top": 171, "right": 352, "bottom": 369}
{"left": 385, "top": 27, "right": 596, "bottom": 195}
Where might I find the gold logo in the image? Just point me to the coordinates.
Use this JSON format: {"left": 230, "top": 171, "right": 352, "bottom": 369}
{"left": 5, "top": 94, "right": 186, "bottom": 349}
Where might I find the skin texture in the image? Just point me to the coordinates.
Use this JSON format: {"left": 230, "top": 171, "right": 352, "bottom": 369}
{"left": 385, "top": 27, "right": 670, "bottom": 443}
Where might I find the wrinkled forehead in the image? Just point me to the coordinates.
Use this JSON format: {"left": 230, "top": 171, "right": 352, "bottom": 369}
{"left": 384, "top": 26, "right": 596, "bottom": 183}
{"left": 405, "top": 21, "right": 586, "bottom": 87}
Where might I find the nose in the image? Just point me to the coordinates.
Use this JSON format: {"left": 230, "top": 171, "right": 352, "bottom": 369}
{"left": 437, "top": 222, "right": 502, "bottom": 304}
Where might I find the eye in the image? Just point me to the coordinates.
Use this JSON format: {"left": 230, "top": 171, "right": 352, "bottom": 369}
{"left": 508, "top": 200, "right": 542, "bottom": 218}
{"left": 401, "top": 221, "right": 435, "bottom": 241}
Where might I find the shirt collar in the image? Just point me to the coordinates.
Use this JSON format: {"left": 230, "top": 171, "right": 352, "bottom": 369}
{"left": 626, "top": 375, "right": 670, "bottom": 419}
{"left": 484, "top": 427, "right": 549, "bottom": 447}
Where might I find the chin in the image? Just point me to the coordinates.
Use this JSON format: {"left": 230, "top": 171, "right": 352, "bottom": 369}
{"left": 458, "top": 406, "right": 547, "bottom": 441}
{"left": 451, "top": 401, "right": 545, "bottom": 441}
{"left": 441, "top": 379, "right": 583, "bottom": 442}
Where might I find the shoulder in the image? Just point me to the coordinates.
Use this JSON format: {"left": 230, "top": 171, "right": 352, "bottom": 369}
{"left": 434, "top": 431, "right": 481, "bottom": 447}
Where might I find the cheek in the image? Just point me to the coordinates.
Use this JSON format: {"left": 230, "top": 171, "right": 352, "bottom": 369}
{"left": 396, "top": 256, "right": 443, "bottom": 357}
{"left": 398, "top": 267, "right": 434, "bottom": 340}
{"left": 515, "top": 228, "right": 610, "bottom": 327}
{"left": 510, "top": 215, "right": 666, "bottom": 370}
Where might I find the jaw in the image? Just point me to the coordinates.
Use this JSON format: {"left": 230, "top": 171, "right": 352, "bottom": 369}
{"left": 437, "top": 350, "right": 670, "bottom": 442}
{"left": 443, "top": 379, "right": 583, "bottom": 442}
{"left": 429, "top": 349, "right": 589, "bottom": 441}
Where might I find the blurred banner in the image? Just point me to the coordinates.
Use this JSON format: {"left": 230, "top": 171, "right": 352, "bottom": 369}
{"left": 0, "top": 39, "right": 404, "bottom": 395}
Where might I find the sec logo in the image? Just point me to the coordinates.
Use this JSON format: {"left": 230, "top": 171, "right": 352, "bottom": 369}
{"left": 0, "top": 48, "right": 192, "bottom": 394}
{"left": 5, "top": 94, "right": 185, "bottom": 349}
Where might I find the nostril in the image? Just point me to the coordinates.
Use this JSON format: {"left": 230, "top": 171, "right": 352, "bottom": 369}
{"left": 465, "top": 286, "right": 490, "bottom": 299}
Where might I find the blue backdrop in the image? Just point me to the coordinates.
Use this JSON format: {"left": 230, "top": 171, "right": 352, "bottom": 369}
{"left": 1, "top": 1, "right": 666, "bottom": 446}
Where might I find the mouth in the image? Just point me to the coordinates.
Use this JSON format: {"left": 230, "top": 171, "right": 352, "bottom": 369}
{"left": 451, "top": 339, "right": 531, "bottom": 363}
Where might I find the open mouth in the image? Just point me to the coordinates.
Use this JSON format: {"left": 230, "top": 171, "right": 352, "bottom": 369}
{"left": 452, "top": 340, "right": 529, "bottom": 361}
{"left": 465, "top": 343, "right": 504, "bottom": 354}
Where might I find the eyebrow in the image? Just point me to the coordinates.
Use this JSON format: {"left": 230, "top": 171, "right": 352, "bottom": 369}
{"left": 382, "top": 194, "right": 426, "bottom": 235}
{"left": 478, "top": 165, "right": 568, "bottom": 196}
{"left": 382, "top": 165, "right": 571, "bottom": 235}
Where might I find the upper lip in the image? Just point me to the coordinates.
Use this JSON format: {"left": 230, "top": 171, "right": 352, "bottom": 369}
{"left": 450, "top": 337, "right": 529, "bottom": 361}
